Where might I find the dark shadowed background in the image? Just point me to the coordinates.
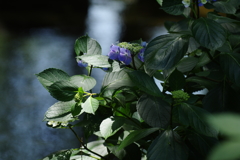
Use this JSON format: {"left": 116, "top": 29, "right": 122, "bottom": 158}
{"left": 0, "top": 0, "right": 176, "bottom": 159}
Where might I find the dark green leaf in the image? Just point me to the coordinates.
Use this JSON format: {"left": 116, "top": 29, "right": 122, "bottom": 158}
{"left": 81, "top": 96, "right": 99, "bottom": 114}
{"left": 187, "top": 130, "right": 218, "bottom": 158}
{"left": 43, "top": 100, "right": 76, "bottom": 122}
{"left": 177, "top": 57, "right": 198, "bottom": 73}
{"left": 137, "top": 94, "right": 171, "bottom": 128}
{"left": 78, "top": 55, "right": 111, "bottom": 68}
{"left": 71, "top": 103, "right": 81, "bottom": 117}
{"left": 192, "top": 17, "right": 227, "bottom": 50}
{"left": 161, "top": 0, "right": 185, "bottom": 15}
{"left": 47, "top": 81, "right": 78, "bottom": 101}
{"left": 36, "top": 68, "right": 70, "bottom": 90}
{"left": 74, "top": 35, "right": 102, "bottom": 56}
{"left": 220, "top": 53, "right": 240, "bottom": 87}
{"left": 203, "top": 84, "right": 240, "bottom": 113}
{"left": 173, "top": 103, "right": 218, "bottom": 137}
{"left": 169, "top": 69, "right": 185, "bottom": 90}
{"left": 128, "top": 71, "right": 163, "bottom": 97}
{"left": 144, "top": 34, "right": 189, "bottom": 70}
{"left": 70, "top": 75, "right": 96, "bottom": 91}
{"left": 213, "top": 1, "right": 238, "bottom": 14}
{"left": 102, "top": 69, "right": 133, "bottom": 91}
{"left": 147, "top": 130, "right": 188, "bottom": 160}
{"left": 186, "top": 76, "right": 218, "bottom": 90}
{"left": 118, "top": 128, "right": 159, "bottom": 150}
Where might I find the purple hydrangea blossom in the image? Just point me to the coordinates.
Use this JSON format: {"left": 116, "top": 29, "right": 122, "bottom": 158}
{"left": 138, "top": 48, "right": 145, "bottom": 62}
{"left": 108, "top": 45, "right": 120, "bottom": 60}
{"left": 141, "top": 41, "right": 147, "bottom": 47}
{"left": 118, "top": 48, "right": 132, "bottom": 65}
{"left": 77, "top": 60, "right": 88, "bottom": 67}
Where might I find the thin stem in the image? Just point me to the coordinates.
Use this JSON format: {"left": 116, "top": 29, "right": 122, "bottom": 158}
{"left": 69, "top": 126, "right": 106, "bottom": 160}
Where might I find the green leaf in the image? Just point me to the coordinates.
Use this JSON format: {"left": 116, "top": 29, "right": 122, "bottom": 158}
{"left": 203, "top": 85, "right": 240, "bottom": 113}
{"left": 144, "top": 34, "right": 189, "bottom": 70}
{"left": 41, "top": 149, "right": 72, "bottom": 160}
{"left": 173, "top": 103, "right": 218, "bottom": 137}
{"left": 118, "top": 128, "right": 159, "bottom": 150}
{"left": 177, "top": 57, "right": 198, "bottom": 73}
{"left": 128, "top": 71, "right": 163, "bottom": 97}
{"left": 156, "top": 0, "right": 163, "bottom": 5}
{"left": 47, "top": 81, "right": 78, "bottom": 101}
{"left": 169, "top": 69, "right": 185, "bottom": 90}
{"left": 161, "top": 0, "right": 185, "bottom": 15}
{"left": 137, "top": 94, "right": 171, "bottom": 128}
{"left": 81, "top": 96, "right": 99, "bottom": 114}
{"left": 186, "top": 76, "right": 218, "bottom": 90}
{"left": 70, "top": 75, "right": 96, "bottom": 91}
{"left": 71, "top": 103, "right": 81, "bottom": 117}
{"left": 102, "top": 69, "right": 133, "bottom": 91}
{"left": 212, "top": 1, "right": 238, "bottom": 14}
{"left": 220, "top": 53, "right": 240, "bottom": 87}
{"left": 43, "top": 100, "right": 76, "bottom": 122}
{"left": 187, "top": 130, "right": 218, "bottom": 158}
{"left": 207, "top": 113, "right": 240, "bottom": 138}
{"left": 74, "top": 35, "right": 101, "bottom": 56}
{"left": 192, "top": 17, "right": 227, "bottom": 50}
{"left": 36, "top": 68, "right": 70, "bottom": 90}
{"left": 147, "top": 130, "right": 188, "bottom": 160}
{"left": 208, "top": 141, "right": 240, "bottom": 160}
{"left": 77, "top": 55, "right": 111, "bottom": 68}
{"left": 99, "top": 117, "right": 124, "bottom": 139}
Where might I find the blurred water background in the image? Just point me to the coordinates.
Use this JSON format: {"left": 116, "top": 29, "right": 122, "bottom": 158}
{"left": 0, "top": 0, "right": 175, "bottom": 159}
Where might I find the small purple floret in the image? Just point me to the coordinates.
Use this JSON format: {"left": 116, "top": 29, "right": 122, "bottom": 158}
{"left": 118, "top": 48, "right": 132, "bottom": 65}
{"left": 77, "top": 60, "right": 88, "bottom": 67}
{"left": 108, "top": 45, "right": 120, "bottom": 60}
{"left": 138, "top": 48, "right": 145, "bottom": 62}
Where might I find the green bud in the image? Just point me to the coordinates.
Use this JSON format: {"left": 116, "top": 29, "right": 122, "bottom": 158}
{"left": 74, "top": 92, "right": 83, "bottom": 103}
{"left": 171, "top": 90, "right": 190, "bottom": 103}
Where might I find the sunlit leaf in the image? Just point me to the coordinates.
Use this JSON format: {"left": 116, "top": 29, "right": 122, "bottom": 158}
{"left": 70, "top": 75, "right": 96, "bottom": 91}
{"left": 77, "top": 55, "right": 111, "bottom": 68}
{"left": 36, "top": 68, "right": 70, "bottom": 90}
{"left": 81, "top": 96, "right": 99, "bottom": 114}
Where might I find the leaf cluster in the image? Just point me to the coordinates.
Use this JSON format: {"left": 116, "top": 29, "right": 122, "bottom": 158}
{"left": 36, "top": 0, "right": 240, "bottom": 160}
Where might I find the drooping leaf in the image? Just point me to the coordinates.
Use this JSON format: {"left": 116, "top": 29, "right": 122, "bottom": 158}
{"left": 74, "top": 35, "right": 102, "bottom": 56}
{"left": 168, "top": 69, "right": 185, "bottom": 90}
{"left": 147, "top": 130, "right": 188, "bottom": 160}
{"left": 128, "top": 71, "right": 163, "bottom": 97}
{"left": 70, "top": 75, "right": 96, "bottom": 91}
{"left": 43, "top": 100, "right": 76, "bottom": 123}
{"left": 220, "top": 53, "right": 240, "bottom": 87}
{"left": 173, "top": 103, "right": 218, "bottom": 137}
{"left": 47, "top": 81, "right": 78, "bottom": 101}
{"left": 118, "top": 128, "right": 159, "bottom": 150}
{"left": 192, "top": 17, "right": 227, "bottom": 50}
{"left": 81, "top": 96, "right": 99, "bottom": 114}
{"left": 144, "top": 33, "right": 189, "bottom": 70}
{"left": 77, "top": 55, "right": 111, "bottom": 68}
{"left": 101, "top": 69, "right": 133, "bottom": 91}
{"left": 137, "top": 94, "right": 171, "bottom": 128}
{"left": 36, "top": 68, "right": 70, "bottom": 90}
{"left": 99, "top": 117, "right": 125, "bottom": 139}
{"left": 161, "top": 0, "right": 185, "bottom": 15}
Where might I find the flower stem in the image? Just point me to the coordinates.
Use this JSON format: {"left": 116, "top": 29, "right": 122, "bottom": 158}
{"left": 69, "top": 126, "right": 106, "bottom": 160}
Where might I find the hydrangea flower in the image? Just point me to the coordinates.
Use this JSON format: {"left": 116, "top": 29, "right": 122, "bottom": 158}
{"left": 118, "top": 48, "right": 132, "bottom": 65}
{"left": 138, "top": 48, "right": 145, "bottom": 62}
{"left": 77, "top": 60, "right": 88, "bottom": 67}
{"left": 108, "top": 45, "right": 120, "bottom": 60}
{"left": 141, "top": 41, "right": 147, "bottom": 47}
{"left": 182, "top": 0, "right": 191, "bottom": 8}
